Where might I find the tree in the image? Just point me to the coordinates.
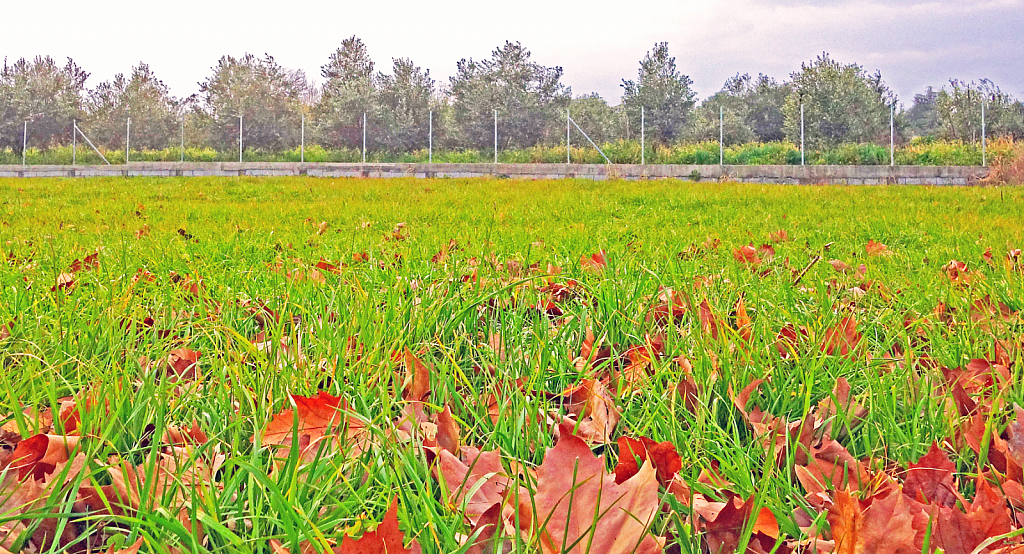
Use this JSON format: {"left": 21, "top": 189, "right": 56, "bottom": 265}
{"left": 936, "top": 79, "right": 1023, "bottom": 141}
{"left": 449, "top": 41, "right": 570, "bottom": 150}
{"left": 905, "top": 87, "right": 940, "bottom": 138}
{"left": 316, "top": 36, "right": 377, "bottom": 149}
{"left": 198, "top": 53, "right": 308, "bottom": 151}
{"left": 620, "top": 42, "right": 696, "bottom": 144}
{"left": 782, "top": 54, "right": 896, "bottom": 148}
{"left": 568, "top": 93, "right": 621, "bottom": 146}
{"left": 86, "top": 63, "right": 180, "bottom": 149}
{"left": 722, "top": 73, "right": 789, "bottom": 143}
{"left": 376, "top": 57, "right": 436, "bottom": 152}
{"left": 0, "top": 56, "right": 88, "bottom": 154}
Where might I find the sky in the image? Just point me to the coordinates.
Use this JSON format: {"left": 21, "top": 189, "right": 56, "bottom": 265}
{"left": 3, "top": 0, "right": 1023, "bottom": 106}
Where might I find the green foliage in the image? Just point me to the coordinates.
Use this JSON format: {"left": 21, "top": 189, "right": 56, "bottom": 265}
{"left": 936, "top": 79, "right": 1024, "bottom": 141}
{"left": 0, "top": 56, "right": 88, "bottom": 154}
{"left": 449, "top": 41, "right": 570, "bottom": 149}
{"left": 86, "top": 63, "right": 180, "bottom": 150}
{"left": 621, "top": 42, "right": 696, "bottom": 144}
{"left": 783, "top": 53, "right": 895, "bottom": 148}
{"left": 316, "top": 36, "right": 378, "bottom": 149}
{"left": 1, "top": 138, "right": 1011, "bottom": 166}
{"left": 198, "top": 53, "right": 309, "bottom": 151}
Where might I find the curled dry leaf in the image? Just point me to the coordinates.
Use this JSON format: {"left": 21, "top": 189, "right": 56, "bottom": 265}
{"left": 580, "top": 250, "right": 607, "bottom": 272}
{"left": 613, "top": 435, "right": 682, "bottom": 486}
{"left": 553, "top": 379, "right": 620, "bottom": 444}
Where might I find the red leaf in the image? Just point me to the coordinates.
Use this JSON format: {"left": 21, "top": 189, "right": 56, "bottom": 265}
{"left": 581, "top": 250, "right": 608, "bottom": 272}
{"left": 613, "top": 436, "right": 682, "bottom": 486}
{"left": 903, "top": 443, "right": 959, "bottom": 507}
{"left": 534, "top": 422, "right": 662, "bottom": 554}
{"left": 336, "top": 497, "right": 419, "bottom": 554}
{"left": 821, "top": 317, "right": 862, "bottom": 358}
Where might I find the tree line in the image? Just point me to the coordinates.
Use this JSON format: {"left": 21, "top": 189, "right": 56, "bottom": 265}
{"left": 2, "top": 39, "right": 1023, "bottom": 156}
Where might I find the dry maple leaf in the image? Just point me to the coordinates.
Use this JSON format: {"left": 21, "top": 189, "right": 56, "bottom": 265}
{"left": 733, "top": 297, "right": 752, "bottom": 343}
{"left": 335, "top": 497, "right": 421, "bottom": 554}
{"left": 6, "top": 433, "right": 79, "bottom": 480}
{"left": 812, "top": 377, "right": 868, "bottom": 441}
{"left": 700, "top": 493, "right": 780, "bottom": 554}
{"left": 613, "top": 436, "right": 682, "bottom": 486}
{"left": 258, "top": 391, "right": 368, "bottom": 461}
{"left": 106, "top": 537, "right": 144, "bottom": 554}
{"left": 865, "top": 240, "right": 889, "bottom": 256}
{"left": 821, "top": 317, "right": 862, "bottom": 358}
{"left": 580, "top": 250, "right": 608, "bottom": 272}
{"left": 438, "top": 448, "right": 516, "bottom": 527}
{"left": 553, "top": 379, "right": 621, "bottom": 444}
{"left": 401, "top": 349, "right": 431, "bottom": 403}
{"left": 733, "top": 245, "right": 762, "bottom": 266}
{"left": 902, "top": 442, "right": 960, "bottom": 507}
{"left": 533, "top": 422, "right": 662, "bottom": 554}
{"left": 828, "top": 488, "right": 924, "bottom": 554}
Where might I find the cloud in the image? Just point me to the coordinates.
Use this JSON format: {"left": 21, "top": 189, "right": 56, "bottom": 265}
{"left": 1, "top": 0, "right": 1021, "bottom": 105}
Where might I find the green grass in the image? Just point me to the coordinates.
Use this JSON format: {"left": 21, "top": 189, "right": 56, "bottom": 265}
{"left": 0, "top": 176, "right": 1023, "bottom": 552}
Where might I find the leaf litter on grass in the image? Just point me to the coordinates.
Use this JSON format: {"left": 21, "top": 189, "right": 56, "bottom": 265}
{"left": 2, "top": 176, "right": 1024, "bottom": 553}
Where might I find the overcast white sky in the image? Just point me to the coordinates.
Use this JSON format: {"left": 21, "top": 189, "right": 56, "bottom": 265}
{"left": 3, "top": 0, "right": 1023, "bottom": 105}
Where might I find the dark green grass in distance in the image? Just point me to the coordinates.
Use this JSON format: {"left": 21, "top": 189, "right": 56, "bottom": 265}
{"left": 0, "top": 176, "right": 1023, "bottom": 552}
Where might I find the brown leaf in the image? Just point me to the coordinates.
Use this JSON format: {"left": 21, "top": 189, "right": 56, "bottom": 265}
{"left": 813, "top": 377, "right": 868, "bottom": 440}
{"left": 733, "top": 245, "right": 762, "bottom": 266}
{"left": 613, "top": 436, "right": 682, "bottom": 486}
{"left": 821, "top": 317, "right": 862, "bottom": 358}
{"left": 828, "top": 489, "right": 923, "bottom": 554}
{"left": 553, "top": 379, "right": 620, "bottom": 444}
{"left": 903, "top": 442, "right": 959, "bottom": 507}
{"left": 580, "top": 250, "right": 608, "bottom": 272}
{"left": 402, "top": 349, "right": 431, "bottom": 403}
{"left": 865, "top": 240, "right": 889, "bottom": 256}
{"left": 258, "top": 392, "right": 360, "bottom": 462}
{"left": 534, "top": 422, "right": 662, "bottom": 554}
{"left": 435, "top": 404, "right": 460, "bottom": 456}
{"left": 335, "top": 497, "right": 419, "bottom": 554}
{"left": 438, "top": 449, "right": 513, "bottom": 526}
{"left": 106, "top": 537, "right": 144, "bottom": 554}
{"left": 701, "top": 494, "right": 780, "bottom": 554}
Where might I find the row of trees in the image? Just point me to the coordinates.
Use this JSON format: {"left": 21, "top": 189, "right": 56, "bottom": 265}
{"left": 2, "top": 41, "right": 1023, "bottom": 155}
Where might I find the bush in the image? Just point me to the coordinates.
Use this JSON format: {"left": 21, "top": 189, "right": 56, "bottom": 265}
{"left": 0, "top": 138, "right": 1014, "bottom": 167}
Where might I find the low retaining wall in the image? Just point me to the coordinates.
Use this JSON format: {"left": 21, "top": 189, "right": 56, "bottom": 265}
{"left": 0, "top": 162, "right": 990, "bottom": 185}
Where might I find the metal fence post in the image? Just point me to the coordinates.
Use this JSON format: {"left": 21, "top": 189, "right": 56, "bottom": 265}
{"left": 180, "top": 117, "right": 185, "bottom": 163}
{"left": 239, "top": 115, "right": 243, "bottom": 163}
{"left": 982, "top": 99, "right": 987, "bottom": 167}
{"left": 640, "top": 106, "right": 645, "bottom": 165}
{"left": 719, "top": 106, "right": 724, "bottom": 165}
{"left": 73, "top": 120, "right": 77, "bottom": 165}
{"left": 22, "top": 121, "right": 26, "bottom": 166}
{"left": 890, "top": 104, "right": 895, "bottom": 166}
{"left": 428, "top": 111, "right": 433, "bottom": 164}
{"left": 800, "top": 104, "right": 805, "bottom": 166}
{"left": 566, "top": 109, "right": 571, "bottom": 164}
{"left": 362, "top": 112, "right": 366, "bottom": 163}
{"left": 126, "top": 117, "right": 131, "bottom": 164}
{"left": 494, "top": 109, "right": 498, "bottom": 164}
{"left": 301, "top": 114, "right": 305, "bottom": 163}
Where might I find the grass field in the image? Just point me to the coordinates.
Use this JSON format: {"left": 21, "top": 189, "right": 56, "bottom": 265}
{"left": 1, "top": 176, "right": 1023, "bottom": 553}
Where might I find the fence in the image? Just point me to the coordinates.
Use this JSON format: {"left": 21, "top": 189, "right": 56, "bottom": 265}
{"left": 1, "top": 101, "right": 1005, "bottom": 168}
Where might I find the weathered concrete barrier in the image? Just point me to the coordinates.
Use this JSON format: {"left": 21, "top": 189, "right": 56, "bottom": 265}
{"left": 0, "top": 162, "right": 990, "bottom": 185}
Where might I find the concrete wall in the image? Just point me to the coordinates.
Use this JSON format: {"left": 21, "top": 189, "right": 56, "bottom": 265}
{"left": 0, "top": 162, "right": 990, "bottom": 185}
